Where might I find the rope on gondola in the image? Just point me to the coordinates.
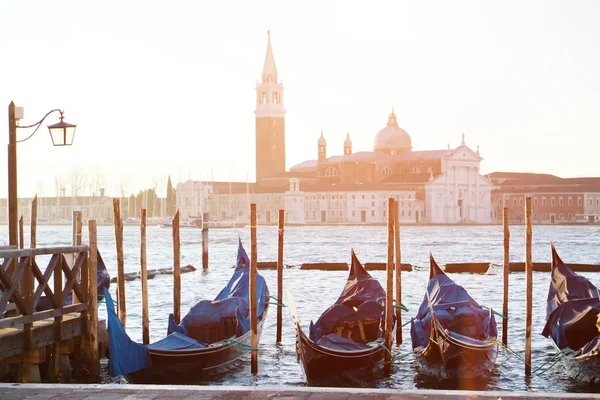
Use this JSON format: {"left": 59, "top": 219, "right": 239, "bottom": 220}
{"left": 481, "top": 306, "right": 508, "bottom": 320}
{"left": 392, "top": 300, "right": 409, "bottom": 312}
{"left": 267, "top": 295, "right": 287, "bottom": 307}
{"left": 368, "top": 341, "right": 412, "bottom": 364}
{"left": 487, "top": 339, "right": 574, "bottom": 375}
{"left": 219, "top": 338, "right": 259, "bottom": 352}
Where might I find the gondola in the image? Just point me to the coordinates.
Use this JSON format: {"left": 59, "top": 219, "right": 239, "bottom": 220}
{"left": 104, "top": 239, "right": 269, "bottom": 384}
{"left": 542, "top": 244, "right": 600, "bottom": 384}
{"left": 410, "top": 254, "right": 498, "bottom": 380}
{"left": 288, "top": 250, "right": 388, "bottom": 385}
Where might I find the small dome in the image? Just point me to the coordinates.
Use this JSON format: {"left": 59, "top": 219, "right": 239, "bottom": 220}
{"left": 318, "top": 130, "right": 326, "bottom": 145}
{"left": 344, "top": 132, "right": 352, "bottom": 146}
{"left": 373, "top": 110, "right": 411, "bottom": 154}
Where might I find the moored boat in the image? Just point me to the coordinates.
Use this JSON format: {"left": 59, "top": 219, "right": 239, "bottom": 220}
{"left": 288, "top": 250, "right": 388, "bottom": 385}
{"left": 104, "top": 239, "right": 269, "bottom": 384}
{"left": 411, "top": 254, "right": 498, "bottom": 380}
{"left": 542, "top": 244, "right": 600, "bottom": 384}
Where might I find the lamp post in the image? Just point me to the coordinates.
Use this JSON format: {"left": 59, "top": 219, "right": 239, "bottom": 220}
{"left": 7, "top": 101, "right": 77, "bottom": 248}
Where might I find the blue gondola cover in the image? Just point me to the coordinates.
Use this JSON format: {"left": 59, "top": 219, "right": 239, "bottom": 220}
{"left": 411, "top": 254, "right": 497, "bottom": 350}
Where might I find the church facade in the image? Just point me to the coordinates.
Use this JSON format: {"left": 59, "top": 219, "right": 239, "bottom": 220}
{"left": 176, "top": 34, "right": 494, "bottom": 225}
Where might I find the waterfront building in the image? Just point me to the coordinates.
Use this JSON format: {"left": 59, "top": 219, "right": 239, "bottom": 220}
{"left": 175, "top": 33, "right": 495, "bottom": 225}
{"left": 489, "top": 172, "right": 600, "bottom": 224}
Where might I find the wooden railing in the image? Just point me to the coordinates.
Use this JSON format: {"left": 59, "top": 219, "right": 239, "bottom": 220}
{"left": 0, "top": 245, "right": 90, "bottom": 330}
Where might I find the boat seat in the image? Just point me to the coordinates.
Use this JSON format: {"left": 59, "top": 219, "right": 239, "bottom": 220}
{"left": 333, "top": 317, "right": 380, "bottom": 344}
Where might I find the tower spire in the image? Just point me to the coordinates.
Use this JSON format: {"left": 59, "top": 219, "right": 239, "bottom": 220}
{"left": 262, "top": 30, "right": 278, "bottom": 82}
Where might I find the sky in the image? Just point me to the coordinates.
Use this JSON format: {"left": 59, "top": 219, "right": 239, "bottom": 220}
{"left": 1, "top": 0, "right": 599, "bottom": 198}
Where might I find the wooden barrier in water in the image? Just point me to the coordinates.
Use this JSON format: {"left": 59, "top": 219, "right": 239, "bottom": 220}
{"left": 300, "top": 262, "right": 348, "bottom": 271}
{"left": 109, "top": 265, "right": 197, "bottom": 283}
{"left": 364, "top": 262, "right": 413, "bottom": 272}
{"left": 442, "top": 261, "right": 600, "bottom": 273}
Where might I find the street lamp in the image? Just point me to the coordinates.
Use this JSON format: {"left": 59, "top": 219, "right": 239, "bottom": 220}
{"left": 7, "top": 101, "right": 77, "bottom": 248}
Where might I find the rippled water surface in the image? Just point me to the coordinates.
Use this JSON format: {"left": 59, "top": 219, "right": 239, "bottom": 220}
{"left": 9, "top": 223, "right": 600, "bottom": 393}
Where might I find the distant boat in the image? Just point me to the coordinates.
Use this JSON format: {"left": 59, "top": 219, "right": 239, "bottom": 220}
{"left": 486, "top": 263, "right": 500, "bottom": 275}
{"left": 542, "top": 244, "right": 600, "bottom": 384}
{"left": 159, "top": 217, "right": 202, "bottom": 229}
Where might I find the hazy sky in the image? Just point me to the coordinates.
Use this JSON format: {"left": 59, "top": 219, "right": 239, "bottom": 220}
{"left": 1, "top": 1, "right": 599, "bottom": 198}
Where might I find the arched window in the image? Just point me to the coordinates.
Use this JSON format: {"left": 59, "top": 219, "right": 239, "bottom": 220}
{"left": 383, "top": 166, "right": 392, "bottom": 176}
{"left": 325, "top": 166, "right": 338, "bottom": 177}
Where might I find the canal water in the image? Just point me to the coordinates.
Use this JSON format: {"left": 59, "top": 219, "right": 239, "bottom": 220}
{"left": 11, "top": 223, "right": 600, "bottom": 392}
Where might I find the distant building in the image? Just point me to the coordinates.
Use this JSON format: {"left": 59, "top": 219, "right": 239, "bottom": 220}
{"left": 489, "top": 172, "right": 600, "bottom": 223}
{"left": 175, "top": 33, "right": 495, "bottom": 225}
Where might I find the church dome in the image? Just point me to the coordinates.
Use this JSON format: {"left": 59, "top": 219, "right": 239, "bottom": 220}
{"left": 373, "top": 110, "right": 412, "bottom": 154}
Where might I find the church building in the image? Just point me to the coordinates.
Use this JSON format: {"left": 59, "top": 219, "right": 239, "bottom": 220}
{"left": 177, "top": 33, "right": 494, "bottom": 225}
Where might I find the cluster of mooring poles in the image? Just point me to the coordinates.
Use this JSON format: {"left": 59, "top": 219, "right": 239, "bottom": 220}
{"left": 110, "top": 201, "right": 286, "bottom": 375}
{"left": 1, "top": 193, "right": 546, "bottom": 382}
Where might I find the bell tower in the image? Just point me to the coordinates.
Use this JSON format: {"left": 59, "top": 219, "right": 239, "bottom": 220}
{"left": 255, "top": 31, "right": 286, "bottom": 183}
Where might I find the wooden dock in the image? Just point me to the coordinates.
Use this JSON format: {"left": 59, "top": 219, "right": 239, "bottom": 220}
{"left": 0, "top": 238, "right": 103, "bottom": 383}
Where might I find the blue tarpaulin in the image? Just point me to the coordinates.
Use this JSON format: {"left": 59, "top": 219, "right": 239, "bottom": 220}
{"left": 308, "top": 250, "right": 386, "bottom": 349}
{"left": 105, "top": 238, "right": 267, "bottom": 377}
{"left": 411, "top": 254, "right": 497, "bottom": 350}
{"left": 542, "top": 245, "right": 600, "bottom": 353}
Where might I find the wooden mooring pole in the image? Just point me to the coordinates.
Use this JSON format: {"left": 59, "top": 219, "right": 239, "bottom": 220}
{"left": 384, "top": 198, "right": 395, "bottom": 375}
{"left": 202, "top": 212, "right": 209, "bottom": 269}
{"left": 113, "top": 199, "right": 126, "bottom": 327}
{"left": 140, "top": 209, "right": 150, "bottom": 345}
{"left": 88, "top": 220, "right": 100, "bottom": 381}
{"left": 249, "top": 204, "right": 258, "bottom": 375}
{"left": 276, "top": 209, "right": 284, "bottom": 344}
{"left": 394, "top": 200, "right": 402, "bottom": 345}
{"left": 502, "top": 207, "right": 510, "bottom": 346}
{"left": 524, "top": 197, "right": 533, "bottom": 377}
{"left": 30, "top": 195, "right": 37, "bottom": 248}
{"left": 19, "top": 215, "right": 24, "bottom": 249}
{"left": 173, "top": 210, "right": 181, "bottom": 325}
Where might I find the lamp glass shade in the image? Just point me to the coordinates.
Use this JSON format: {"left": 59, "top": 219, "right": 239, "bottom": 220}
{"left": 48, "top": 120, "right": 77, "bottom": 146}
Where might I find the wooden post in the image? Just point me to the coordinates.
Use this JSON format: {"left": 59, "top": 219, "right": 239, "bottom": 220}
{"left": 202, "top": 212, "right": 209, "bottom": 269}
{"left": 276, "top": 209, "right": 284, "bottom": 343}
{"left": 19, "top": 215, "right": 24, "bottom": 249}
{"left": 72, "top": 211, "right": 83, "bottom": 303}
{"left": 502, "top": 207, "right": 510, "bottom": 346}
{"left": 140, "top": 208, "right": 150, "bottom": 345}
{"left": 524, "top": 197, "right": 533, "bottom": 377}
{"left": 51, "top": 252, "right": 64, "bottom": 381}
{"left": 113, "top": 199, "right": 126, "bottom": 327}
{"left": 173, "top": 210, "right": 181, "bottom": 325}
{"left": 249, "top": 204, "right": 258, "bottom": 374}
{"left": 30, "top": 196, "right": 37, "bottom": 248}
{"left": 384, "top": 198, "right": 395, "bottom": 374}
{"left": 88, "top": 220, "right": 99, "bottom": 381}
{"left": 74, "top": 213, "right": 88, "bottom": 380}
{"left": 394, "top": 200, "right": 402, "bottom": 345}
